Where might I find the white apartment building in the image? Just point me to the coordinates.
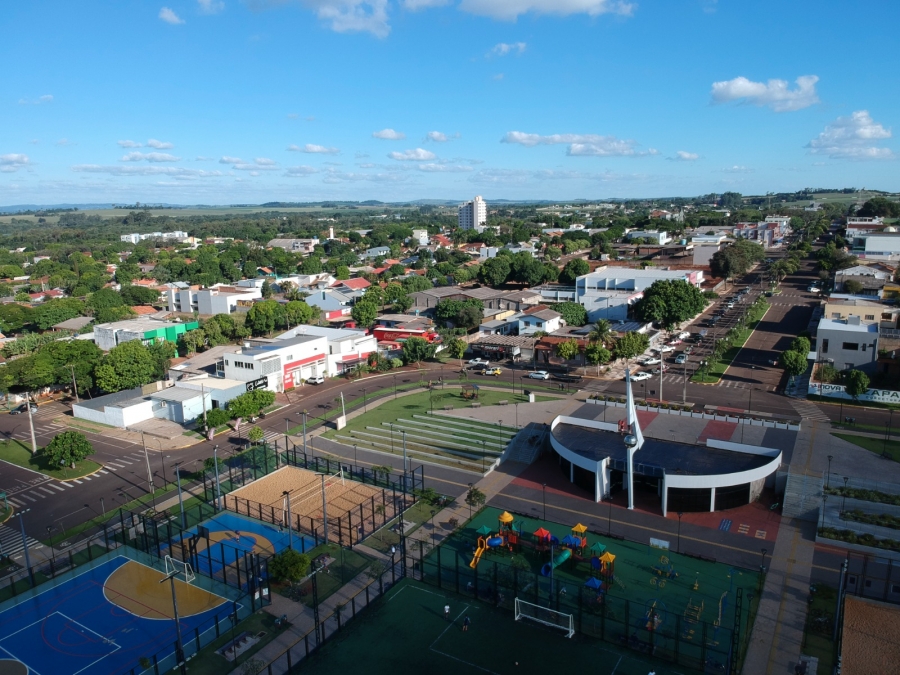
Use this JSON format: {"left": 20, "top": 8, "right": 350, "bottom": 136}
{"left": 573, "top": 267, "right": 704, "bottom": 321}
{"left": 277, "top": 325, "right": 377, "bottom": 376}
{"left": 120, "top": 231, "right": 189, "bottom": 244}
{"left": 458, "top": 196, "right": 487, "bottom": 231}
{"left": 412, "top": 229, "right": 429, "bottom": 246}
{"left": 166, "top": 283, "right": 263, "bottom": 315}
{"left": 625, "top": 230, "right": 671, "bottom": 245}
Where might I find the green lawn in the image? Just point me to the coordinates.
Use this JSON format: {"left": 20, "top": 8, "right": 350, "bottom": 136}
{"left": 0, "top": 505, "right": 10, "bottom": 524}
{"left": 832, "top": 432, "right": 900, "bottom": 462}
{"left": 0, "top": 438, "right": 102, "bottom": 480}
{"left": 802, "top": 584, "right": 836, "bottom": 673}
{"left": 181, "top": 609, "right": 287, "bottom": 675}
{"left": 364, "top": 499, "right": 444, "bottom": 554}
{"left": 276, "top": 543, "right": 375, "bottom": 607}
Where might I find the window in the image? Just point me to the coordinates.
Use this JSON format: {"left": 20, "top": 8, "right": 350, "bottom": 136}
{"left": 225, "top": 360, "right": 229, "bottom": 366}
{"left": 865, "top": 315, "right": 875, "bottom": 321}
{"left": 843, "top": 342, "right": 859, "bottom": 351}
{"left": 821, "top": 339, "right": 829, "bottom": 353}
{"left": 862, "top": 344, "right": 866, "bottom": 352}
{"left": 831, "top": 312, "right": 841, "bottom": 319}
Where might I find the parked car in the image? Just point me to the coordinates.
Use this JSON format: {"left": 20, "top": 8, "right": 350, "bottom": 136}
{"left": 677, "top": 331, "right": 691, "bottom": 340}
{"left": 807, "top": 286, "right": 820, "bottom": 294}
{"left": 481, "top": 367, "right": 502, "bottom": 376}
{"left": 528, "top": 371, "right": 550, "bottom": 380}
{"left": 468, "top": 358, "right": 490, "bottom": 366}
{"left": 656, "top": 345, "right": 675, "bottom": 353}
{"left": 642, "top": 357, "right": 662, "bottom": 366}
{"left": 652, "top": 365, "right": 670, "bottom": 374}
{"left": 9, "top": 404, "right": 37, "bottom": 415}
{"left": 667, "top": 338, "right": 682, "bottom": 346}
{"left": 675, "top": 354, "right": 687, "bottom": 364}
{"left": 628, "top": 371, "right": 653, "bottom": 381}
{"left": 307, "top": 375, "right": 325, "bottom": 385}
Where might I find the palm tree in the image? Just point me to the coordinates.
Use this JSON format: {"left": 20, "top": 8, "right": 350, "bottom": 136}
{"left": 587, "top": 319, "right": 613, "bottom": 347}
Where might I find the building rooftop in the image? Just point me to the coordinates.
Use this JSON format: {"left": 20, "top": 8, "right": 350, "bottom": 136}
{"left": 150, "top": 387, "right": 205, "bottom": 402}
{"left": 96, "top": 317, "right": 180, "bottom": 332}
{"left": 74, "top": 387, "right": 145, "bottom": 412}
{"left": 52, "top": 316, "right": 94, "bottom": 331}
{"left": 817, "top": 318, "right": 880, "bottom": 333}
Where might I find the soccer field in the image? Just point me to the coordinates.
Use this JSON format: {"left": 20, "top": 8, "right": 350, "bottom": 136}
{"left": 300, "top": 580, "right": 702, "bottom": 675}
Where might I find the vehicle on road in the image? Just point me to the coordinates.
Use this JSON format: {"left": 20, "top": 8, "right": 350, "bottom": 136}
{"left": 10, "top": 404, "right": 37, "bottom": 415}
{"left": 807, "top": 286, "right": 820, "bottom": 294}
{"left": 527, "top": 371, "right": 550, "bottom": 380}
{"left": 481, "top": 367, "right": 502, "bottom": 376}
{"left": 628, "top": 371, "right": 653, "bottom": 381}
{"left": 656, "top": 345, "right": 675, "bottom": 353}
{"left": 668, "top": 338, "right": 682, "bottom": 346}
{"left": 675, "top": 354, "right": 687, "bottom": 364}
{"left": 307, "top": 375, "right": 325, "bottom": 385}
{"left": 641, "top": 357, "right": 662, "bottom": 366}
{"left": 652, "top": 365, "right": 670, "bottom": 374}
{"left": 677, "top": 331, "right": 691, "bottom": 340}
{"left": 468, "top": 358, "right": 490, "bottom": 366}
{"left": 470, "top": 363, "right": 489, "bottom": 372}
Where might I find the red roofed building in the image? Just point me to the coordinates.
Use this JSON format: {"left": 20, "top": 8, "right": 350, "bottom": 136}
{"left": 331, "top": 278, "right": 371, "bottom": 293}
{"left": 130, "top": 305, "right": 158, "bottom": 316}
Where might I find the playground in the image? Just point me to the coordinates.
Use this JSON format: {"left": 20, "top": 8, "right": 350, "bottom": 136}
{"left": 299, "top": 579, "right": 691, "bottom": 675}
{"left": 420, "top": 508, "right": 759, "bottom": 672}
{"left": 0, "top": 553, "right": 242, "bottom": 675}
{"left": 226, "top": 465, "right": 404, "bottom": 545}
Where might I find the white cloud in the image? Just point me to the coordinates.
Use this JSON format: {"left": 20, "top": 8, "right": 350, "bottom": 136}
{"left": 118, "top": 140, "right": 142, "bottom": 148}
{"left": 388, "top": 148, "right": 436, "bottom": 161}
{"left": 502, "top": 131, "right": 656, "bottom": 157}
{"left": 489, "top": 42, "right": 526, "bottom": 57}
{"left": 418, "top": 163, "right": 473, "bottom": 172}
{"left": 425, "top": 131, "right": 448, "bottom": 142}
{"left": 72, "top": 165, "right": 222, "bottom": 177}
{"left": 254, "top": 157, "right": 277, "bottom": 165}
{"left": 806, "top": 110, "right": 894, "bottom": 160}
{"left": 147, "top": 138, "right": 175, "bottom": 149}
{"left": 159, "top": 7, "right": 186, "bottom": 23}
{"left": 401, "top": 0, "right": 449, "bottom": 9}
{"left": 284, "top": 166, "right": 319, "bottom": 176}
{"left": 55, "top": 139, "right": 76, "bottom": 147}
{"left": 121, "top": 152, "right": 181, "bottom": 162}
{"left": 493, "top": 73, "right": 504, "bottom": 81}
{"left": 0, "top": 154, "right": 30, "bottom": 173}
{"left": 669, "top": 151, "right": 700, "bottom": 161}
{"left": 18, "top": 95, "right": 53, "bottom": 105}
{"left": 219, "top": 156, "right": 243, "bottom": 164}
{"left": 198, "top": 0, "right": 225, "bottom": 13}
{"left": 323, "top": 169, "right": 409, "bottom": 183}
{"left": 218, "top": 156, "right": 279, "bottom": 171}
{"left": 288, "top": 143, "right": 340, "bottom": 154}
{"left": 720, "top": 165, "right": 753, "bottom": 174}
{"left": 372, "top": 128, "right": 405, "bottom": 140}
{"left": 710, "top": 75, "right": 819, "bottom": 112}
{"left": 248, "top": 0, "right": 389, "bottom": 37}
{"left": 457, "top": 0, "right": 633, "bottom": 21}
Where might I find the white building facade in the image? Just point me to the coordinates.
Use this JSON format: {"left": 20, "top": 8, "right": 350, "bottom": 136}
{"left": 458, "top": 196, "right": 487, "bottom": 231}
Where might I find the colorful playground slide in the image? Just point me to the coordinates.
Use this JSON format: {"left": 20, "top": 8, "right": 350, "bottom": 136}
{"left": 540, "top": 548, "right": 572, "bottom": 576}
{"left": 469, "top": 538, "right": 487, "bottom": 568}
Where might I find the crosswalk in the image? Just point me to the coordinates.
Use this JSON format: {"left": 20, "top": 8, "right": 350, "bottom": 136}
{"left": 0, "top": 523, "right": 44, "bottom": 559}
{"left": 790, "top": 399, "right": 831, "bottom": 422}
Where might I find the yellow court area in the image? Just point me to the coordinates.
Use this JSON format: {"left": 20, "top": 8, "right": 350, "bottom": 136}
{"left": 196, "top": 530, "right": 276, "bottom": 557}
{"left": 103, "top": 561, "right": 227, "bottom": 619}
{"left": 0, "top": 660, "right": 27, "bottom": 675}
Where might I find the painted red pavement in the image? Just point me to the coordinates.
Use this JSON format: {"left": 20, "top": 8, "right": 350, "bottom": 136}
{"left": 697, "top": 420, "right": 738, "bottom": 444}
{"left": 636, "top": 410, "right": 658, "bottom": 428}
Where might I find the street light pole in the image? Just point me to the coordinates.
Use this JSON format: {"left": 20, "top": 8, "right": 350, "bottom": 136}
{"left": 15, "top": 510, "right": 32, "bottom": 585}
{"left": 283, "top": 490, "right": 293, "bottom": 550}
{"left": 318, "top": 473, "right": 329, "bottom": 543}
{"left": 160, "top": 569, "right": 187, "bottom": 675}
{"left": 542, "top": 483, "right": 547, "bottom": 520}
{"left": 214, "top": 444, "right": 222, "bottom": 511}
{"left": 826, "top": 455, "right": 833, "bottom": 489}
{"left": 140, "top": 431, "right": 156, "bottom": 508}
{"left": 302, "top": 411, "right": 308, "bottom": 459}
{"left": 175, "top": 464, "right": 186, "bottom": 528}
{"left": 842, "top": 476, "right": 849, "bottom": 515}
{"left": 677, "top": 512, "right": 683, "bottom": 553}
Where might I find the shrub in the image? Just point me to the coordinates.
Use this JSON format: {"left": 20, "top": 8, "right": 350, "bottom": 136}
{"left": 268, "top": 549, "right": 311, "bottom": 583}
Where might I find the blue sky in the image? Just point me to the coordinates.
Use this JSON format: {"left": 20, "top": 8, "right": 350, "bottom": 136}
{"left": 2, "top": 0, "right": 898, "bottom": 204}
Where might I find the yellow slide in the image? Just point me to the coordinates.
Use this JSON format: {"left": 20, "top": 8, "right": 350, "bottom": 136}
{"left": 469, "top": 537, "right": 486, "bottom": 569}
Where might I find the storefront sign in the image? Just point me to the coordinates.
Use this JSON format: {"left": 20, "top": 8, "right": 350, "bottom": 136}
{"left": 246, "top": 377, "right": 268, "bottom": 392}
{"left": 808, "top": 381, "right": 900, "bottom": 403}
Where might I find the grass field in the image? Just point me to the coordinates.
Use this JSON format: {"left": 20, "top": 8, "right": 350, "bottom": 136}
{"left": 833, "top": 433, "right": 900, "bottom": 462}
{"left": 300, "top": 579, "right": 700, "bottom": 675}
{"left": 0, "top": 438, "right": 102, "bottom": 480}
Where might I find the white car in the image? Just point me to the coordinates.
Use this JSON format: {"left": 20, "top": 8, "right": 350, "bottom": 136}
{"left": 642, "top": 357, "right": 662, "bottom": 366}
{"left": 307, "top": 375, "right": 325, "bottom": 385}
{"left": 656, "top": 345, "right": 675, "bottom": 353}
{"left": 468, "top": 358, "right": 490, "bottom": 366}
{"left": 677, "top": 331, "right": 691, "bottom": 340}
{"left": 528, "top": 371, "right": 550, "bottom": 380}
{"left": 628, "top": 371, "right": 653, "bottom": 381}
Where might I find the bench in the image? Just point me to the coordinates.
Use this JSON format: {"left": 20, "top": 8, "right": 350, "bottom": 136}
{"left": 444, "top": 405, "right": 454, "bottom": 411}
{"left": 471, "top": 403, "right": 481, "bottom": 408}
{"left": 498, "top": 400, "right": 508, "bottom": 406}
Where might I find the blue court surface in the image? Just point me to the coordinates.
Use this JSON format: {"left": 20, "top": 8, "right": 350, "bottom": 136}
{"left": 0, "top": 556, "right": 234, "bottom": 675}
{"left": 169, "top": 512, "right": 316, "bottom": 579}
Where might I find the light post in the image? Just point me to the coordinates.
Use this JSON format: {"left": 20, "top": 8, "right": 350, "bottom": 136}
{"left": 160, "top": 568, "right": 187, "bottom": 674}
{"left": 821, "top": 494, "right": 827, "bottom": 529}
{"left": 283, "top": 490, "right": 293, "bottom": 550}
{"left": 393, "top": 374, "right": 398, "bottom": 398}
{"left": 759, "top": 548, "right": 768, "bottom": 593}
{"left": 467, "top": 482, "right": 473, "bottom": 520}
{"left": 175, "top": 463, "right": 186, "bottom": 529}
{"left": 140, "top": 431, "right": 156, "bottom": 508}
{"left": 46, "top": 525, "right": 57, "bottom": 568}
{"left": 389, "top": 424, "right": 395, "bottom": 456}
{"left": 401, "top": 431, "right": 408, "bottom": 492}
{"left": 842, "top": 476, "right": 849, "bottom": 515}
{"left": 315, "top": 473, "right": 329, "bottom": 543}
{"left": 302, "top": 411, "right": 308, "bottom": 459}
{"left": 542, "top": 483, "right": 547, "bottom": 520}
{"left": 354, "top": 444, "right": 358, "bottom": 466}
{"left": 284, "top": 416, "right": 290, "bottom": 453}
{"left": 362, "top": 387, "right": 367, "bottom": 412}
{"left": 826, "top": 455, "right": 833, "bottom": 489}
{"left": 213, "top": 444, "right": 222, "bottom": 511}
{"left": 677, "top": 512, "right": 683, "bottom": 554}
{"left": 13, "top": 509, "right": 33, "bottom": 585}
{"left": 100, "top": 497, "right": 105, "bottom": 516}
{"left": 481, "top": 440, "right": 487, "bottom": 474}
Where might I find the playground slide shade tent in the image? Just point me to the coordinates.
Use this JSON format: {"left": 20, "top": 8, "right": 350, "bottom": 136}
{"left": 499, "top": 512, "right": 514, "bottom": 524}
{"left": 561, "top": 535, "right": 581, "bottom": 546}
{"left": 584, "top": 577, "right": 603, "bottom": 589}
{"left": 572, "top": 523, "right": 588, "bottom": 534}
{"left": 476, "top": 525, "right": 492, "bottom": 536}
{"left": 589, "top": 542, "right": 607, "bottom": 554}
{"left": 533, "top": 528, "right": 551, "bottom": 541}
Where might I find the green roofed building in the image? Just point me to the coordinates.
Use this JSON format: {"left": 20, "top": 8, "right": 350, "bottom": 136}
{"left": 94, "top": 317, "right": 199, "bottom": 352}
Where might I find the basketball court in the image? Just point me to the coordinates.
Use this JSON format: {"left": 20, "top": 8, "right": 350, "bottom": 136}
{"left": 0, "top": 554, "right": 239, "bottom": 675}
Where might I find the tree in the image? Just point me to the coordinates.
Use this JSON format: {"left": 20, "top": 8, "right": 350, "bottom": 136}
{"left": 560, "top": 258, "right": 590, "bottom": 284}
{"left": 843, "top": 279, "right": 864, "bottom": 295}
{"left": 32, "top": 299, "right": 86, "bottom": 330}
{"left": 634, "top": 279, "right": 707, "bottom": 329}
{"left": 0, "top": 304, "right": 34, "bottom": 333}
{"left": 588, "top": 319, "right": 613, "bottom": 347}
{"left": 554, "top": 339, "right": 580, "bottom": 362}
{"left": 268, "top": 549, "right": 311, "bottom": 583}
{"left": 709, "top": 239, "right": 765, "bottom": 282}
{"left": 281, "top": 300, "right": 314, "bottom": 328}
{"left": 555, "top": 302, "right": 588, "bottom": 327}
{"left": 248, "top": 426, "right": 264, "bottom": 445}
{"left": 845, "top": 369, "right": 870, "bottom": 401}
{"left": 478, "top": 257, "right": 511, "bottom": 287}
{"left": 227, "top": 390, "right": 276, "bottom": 420}
{"left": 465, "top": 486, "right": 486, "bottom": 514}
{"left": 779, "top": 350, "right": 807, "bottom": 381}
{"left": 447, "top": 338, "right": 467, "bottom": 363}
{"left": 95, "top": 340, "right": 158, "bottom": 392}
{"left": 335, "top": 265, "right": 350, "bottom": 280}
{"left": 261, "top": 279, "right": 273, "bottom": 299}
{"left": 205, "top": 408, "right": 230, "bottom": 430}
{"left": 456, "top": 304, "right": 484, "bottom": 331}
{"left": 584, "top": 343, "right": 611, "bottom": 375}
{"left": 613, "top": 331, "right": 650, "bottom": 362}
{"left": 179, "top": 328, "right": 205, "bottom": 355}
{"left": 86, "top": 288, "right": 125, "bottom": 314}
{"left": 402, "top": 337, "right": 436, "bottom": 365}
{"left": 350, "top": 299, "right": 378, "bottom": 328}
{"left": 44, "top": 431, "right": 93, "bottom": 469}
{"left": 245, "top": 299, "right": 280, "bottom": 336}
{"left": 790, "top": 336, "right": 811, "bottom": 355}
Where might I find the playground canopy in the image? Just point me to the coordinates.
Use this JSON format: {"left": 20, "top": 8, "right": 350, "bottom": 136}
{"left": 584, "top": 577, "right": 603, "bottom": 589}
{"left": 572, "top": 523, "right": 588, "bottom": 534}
{"left": 589, "top": 542, "right": 607, "bottom": 554}
{"left": 599, "top": 552, "right": 616, "bottom": 564}
{"left": 476, "top": 525, "right": 492, "bottom": 536}
{"left": 533, "top": 527, "right": 551, "bottom": 541}
{"left": 561, "top": 534, "right": 581, "bottom": 546}
{"left": 499, "top": 512, "right": 514, "bottom": 524}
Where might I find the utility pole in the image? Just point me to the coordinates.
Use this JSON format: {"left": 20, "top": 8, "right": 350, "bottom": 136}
{"left": 141, "top": 431, "right": 156, "bottom": 508}
{"left": 25, "top": 393, "right": 37, "bottom": 455}
{"left": 201, "top": 383, "right": 207, "bottom": 428}
{"left": 213, "top": 444, "right": 222, "bottom": 511}
{"left": 69, "top": 365, "right": 79, "bottom": 404}
{"left": 318, "top": 473, "right": 329, "bottom": 544}
{"left": 160, "top": 569, "right": 187, "bottom": 675}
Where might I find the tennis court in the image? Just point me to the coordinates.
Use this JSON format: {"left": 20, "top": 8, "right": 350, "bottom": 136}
{"left": 300, "top": 579, "right": 696, "bottom": 675}
{"left": 0, "top": 554, "right": 239, "bottom": 675}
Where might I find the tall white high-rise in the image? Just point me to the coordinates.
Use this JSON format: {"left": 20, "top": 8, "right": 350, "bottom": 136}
{"left": 458, "top": 195, "right": 487, "bottom": 231}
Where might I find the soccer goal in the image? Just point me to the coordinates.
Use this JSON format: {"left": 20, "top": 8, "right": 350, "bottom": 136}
{"left": 165, "top": 555, "right": 196, "bottom": 584}
{"left": 514, "top": 598, "right": 575, "bottom": 638}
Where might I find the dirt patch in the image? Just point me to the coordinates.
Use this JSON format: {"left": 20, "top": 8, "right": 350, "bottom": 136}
{"left": 841, "top": 595, "right": 900, "bottom": 675}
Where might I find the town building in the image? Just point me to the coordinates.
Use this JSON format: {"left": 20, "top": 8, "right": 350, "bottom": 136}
{"left": 458, "top": 196, "right": 487, "bottom": 231}
{"left": 266, "top": 238, "right": 319, "bottom": 253}
{"left": 412, "top": 229, "right": 429, "bottom": 246}
{"left": 223, "top": 334, "right": 329, "bottom": 392}
{"left": 277, "top": 325, "right": 377, "bottom": 375}
{"left": 120, "top": 231, "right": 189, "bottom": 244}
{"left": 72, "top": 382, "right": 211, "bottom": 429}
{"left": 571, "top": 267, "right": 703, "bottom": 321}
{"left": 850, "top": 232, "right": 900, "bottom": 262}
{"left": 94, "top": 317, "right": 198, "bottom": 352}
{"left": 166, "top": 284, "right": 262, "bottom": 315}
{"left": 518, "top": 306, "right": 563, "bottom": 335}
{"left": 815, "top": 317, "right": 880, "bottom": 373}
{"left": 625, "top": 230, "right": 671, "bottom": 246}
